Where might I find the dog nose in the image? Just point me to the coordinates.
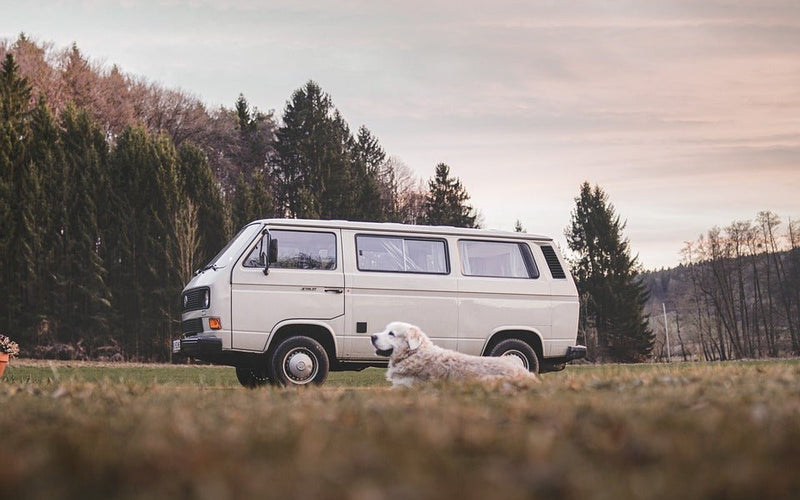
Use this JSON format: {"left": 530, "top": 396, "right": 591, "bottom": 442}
{"left": 370, "top": 334, "right": 377, "bottom": 342}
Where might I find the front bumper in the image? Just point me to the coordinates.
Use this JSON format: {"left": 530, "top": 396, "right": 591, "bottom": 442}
{"left": 173, "top": 335, "right": 222, "bottom": 358}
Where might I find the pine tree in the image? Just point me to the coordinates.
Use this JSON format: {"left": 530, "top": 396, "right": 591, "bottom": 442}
{"left": 176, "top": 142, "right": 226, "bottom": 263}
{"left": 0, "top": 52, "right": 35, "bottom": 337}
{"left": 234, "top": 94, "right": 275, "bottom": 178}
{"left": 107, "top": 127, "right": 180, "bottom": 359}
{"left": 422, "top": 163, "right": 478, "bottom": 228}
{"left": 59, "top": 106, "right": 112, "bottom": 343}
{"left": 228, "top": 94, "right": 277, "bottom": 225}
{"left": 271, "top": 81, "right": 356, "bottom": 219}
{"left": 351, "top": 125, "right": 386, "bottom": 221}
{"left": 231, "top": 171, "right": 254, "bottom": 230}
{"left": 566, "top": 182, "right": 654, "bottom": 362}
{"left": 28, "top": 97, "right": 65, "bottom": 341}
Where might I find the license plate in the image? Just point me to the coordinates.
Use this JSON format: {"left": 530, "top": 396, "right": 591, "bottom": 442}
{"left": 172, "top": 339, "right": 181, "bottom": 353}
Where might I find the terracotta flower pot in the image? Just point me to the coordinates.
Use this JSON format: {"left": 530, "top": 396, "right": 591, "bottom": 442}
{"left": 0, "top": 352, "right": 8, "bottom": 377}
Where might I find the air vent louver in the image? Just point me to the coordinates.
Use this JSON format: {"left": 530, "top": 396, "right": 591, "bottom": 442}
{"left": 540, "top": 246, "right": 567, "bottom": 279}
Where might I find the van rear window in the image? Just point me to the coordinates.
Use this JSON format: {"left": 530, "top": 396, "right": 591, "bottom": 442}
{"left": 356, "top": 235, "right": 448, "bottom": 274}
{"left": 458, "top": 240, "right": 539, "bottom": 279}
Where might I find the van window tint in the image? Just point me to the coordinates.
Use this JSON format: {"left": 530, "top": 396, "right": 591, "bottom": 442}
{"left": 244, "top": 230, "right": 336, "bottom": 270}
{"left": 459, "top": 240, "right": 538, "bottom": 278}
{"left": 356, "top": 235, "right": 448, "bottom": 274}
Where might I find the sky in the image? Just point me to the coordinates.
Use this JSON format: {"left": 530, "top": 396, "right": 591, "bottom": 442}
{"left": 3, "top": 0, "right": 799, "bottom": 269}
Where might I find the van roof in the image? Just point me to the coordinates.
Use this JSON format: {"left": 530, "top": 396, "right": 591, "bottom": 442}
{"left": 255, "top": 218, "right": 554, "bottom": 242}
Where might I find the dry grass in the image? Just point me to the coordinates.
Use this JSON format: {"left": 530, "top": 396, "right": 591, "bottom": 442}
{"left": 1, "top": 360, "right": 799, "bottom": 500}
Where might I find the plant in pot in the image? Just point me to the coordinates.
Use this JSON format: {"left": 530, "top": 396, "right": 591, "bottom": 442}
{"left": 0, "top": 334, "right": 19, "bottom": 377}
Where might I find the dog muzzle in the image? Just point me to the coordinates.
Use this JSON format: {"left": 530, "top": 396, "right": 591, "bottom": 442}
{"left": 371, "top": 336, "right": 394, "bottom": 357}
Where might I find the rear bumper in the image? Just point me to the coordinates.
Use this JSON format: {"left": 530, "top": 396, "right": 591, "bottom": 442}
{"left": 564, "top": 345, "right": 587, "bottom": 361}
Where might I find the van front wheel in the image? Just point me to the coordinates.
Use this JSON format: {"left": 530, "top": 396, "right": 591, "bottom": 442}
{"left": 235, "top": 366, "right": 270, "bottom": 388}
{"left": 489, "top": 339, "right": 540, "bottom": 374}
{"left": 269, "top": 336, "right": 329, "bottom": 386}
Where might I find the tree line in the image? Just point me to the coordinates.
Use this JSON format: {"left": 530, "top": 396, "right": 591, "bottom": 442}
{"left": 1, "top": 37, "right": 478, "bottom": 360}
{"left": 644, "top": 212, "right": 799, "bottom": 361}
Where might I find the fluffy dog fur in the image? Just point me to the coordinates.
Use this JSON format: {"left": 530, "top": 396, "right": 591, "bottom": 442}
{"left": 371, "top": 321, "right": 539, "bottom": 387}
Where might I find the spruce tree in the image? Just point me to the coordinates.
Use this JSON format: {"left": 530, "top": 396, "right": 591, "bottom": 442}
{"left": 176, "top": 142, "right": 226, "bottom": 262}
{"left": 0, "top": 52, "right": 34, "bottom": 336}
{"left": 28, "top": 97, "right": 65, "bottom": 339}
{"left": 271, "top": 81, "right": 356, "bottom": 219}
{"left": 422, "top": 163, "right": 478, "bottom": 228}
{"left": 59, "top": 106, "right": 112, "bottom": 343}
{"left": 566, "top": 182, "right": 654, "bottom": 362}
{"left": 107, "top": 127, "right": 180, "bottom": 359}
{"left": 351, "top": 125, "right": 386, "bottom": 221}
{"left": 229, "top": 94, "right": 277, "bottom": 225}
{"left": 231, "top": 171, "right": 254, "bottom": 230}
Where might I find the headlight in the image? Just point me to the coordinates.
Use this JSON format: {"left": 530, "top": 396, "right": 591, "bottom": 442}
{"left": 203, "top": 289, "right": 210, "bottom": 309}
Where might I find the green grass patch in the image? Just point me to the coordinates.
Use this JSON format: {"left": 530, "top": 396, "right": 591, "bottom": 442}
{"left": 3, "top": 360, "right": 390, "bottom": 387}
{"left": 2, "top": 360, "right": 799, "bottom": 499}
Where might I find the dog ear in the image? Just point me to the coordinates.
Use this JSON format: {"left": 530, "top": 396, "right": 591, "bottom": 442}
{"left": 407, "top": 326, "right": 423, "bottom": 350}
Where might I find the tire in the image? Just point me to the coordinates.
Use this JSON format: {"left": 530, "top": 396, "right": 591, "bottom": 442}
{"left": 235, "top": 365, "right": 270, "bottom": 388}
{"left": 489, "top": 339, "right": 540, "bottom": 374}
{"left": 268, "top": 336, "right": 329, "bottom": 387}
{"left": 540, "top": 362, "right": 566, "bottom": 374}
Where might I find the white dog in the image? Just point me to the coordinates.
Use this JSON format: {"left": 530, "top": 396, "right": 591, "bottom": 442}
{"left": 371, "top": 321, "right": 539, "bottom": 387}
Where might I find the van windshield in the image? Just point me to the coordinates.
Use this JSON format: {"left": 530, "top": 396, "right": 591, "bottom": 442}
{"left": 201, "top": 223, "right": 263, "bottom": 271}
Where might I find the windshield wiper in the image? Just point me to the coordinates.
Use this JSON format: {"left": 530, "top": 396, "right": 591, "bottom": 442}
{"left": 195, "top": 263, "right": 219, "bottom": 275}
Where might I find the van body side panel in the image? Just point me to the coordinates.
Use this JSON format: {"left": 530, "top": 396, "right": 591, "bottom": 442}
{"left": 341, "top": 230, "right": 459, "bottom": 359}
{"left": 544, "top": 246, "right": 581, "bottom": 357}
{"left": 456, "top": 241, "right": 553, "bottom": 355}
{"left": 229, "top": 228, "right": 345, "bottom": 352}
{"left": 456, "top": 281, "right": 552, "bottom": 355}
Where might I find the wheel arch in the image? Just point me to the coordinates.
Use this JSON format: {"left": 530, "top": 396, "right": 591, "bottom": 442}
{"left": 482, "top": 328, "right": 544, "bottom": 362}
{"left": 265, "top": 321, "right": 338, "bottom": 364}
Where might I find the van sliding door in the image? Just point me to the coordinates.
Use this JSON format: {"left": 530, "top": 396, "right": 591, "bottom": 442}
{"left": 342, "top": 231, "right": 458, "bottom": 359}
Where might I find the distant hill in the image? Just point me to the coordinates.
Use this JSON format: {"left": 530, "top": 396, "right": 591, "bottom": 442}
{"left": 639, "top": 244, "right": 799, "bottom": 362}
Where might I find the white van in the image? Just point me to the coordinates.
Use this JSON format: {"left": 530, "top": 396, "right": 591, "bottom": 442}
{"left": 173, "top": 219, "right": 585, "bottom": 386}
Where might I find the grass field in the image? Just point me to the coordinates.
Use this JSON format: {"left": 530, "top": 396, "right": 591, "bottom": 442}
{"left": 2, "top": 359, "right": 799, "bottom": 500}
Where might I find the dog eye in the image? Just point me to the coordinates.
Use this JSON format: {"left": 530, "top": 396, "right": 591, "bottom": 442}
{"left": 388, "top": 331, "right": 395, "bottom": 337}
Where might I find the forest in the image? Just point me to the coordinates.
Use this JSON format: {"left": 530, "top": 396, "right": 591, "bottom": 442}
{"left": 0, "top": 36, "right": 478, "bottom": 360}
{"left": 2, "top": 36, "right": 797, "bottom": 363}
{"left": 643, "top": 212, "right": 800, "bottom": 361}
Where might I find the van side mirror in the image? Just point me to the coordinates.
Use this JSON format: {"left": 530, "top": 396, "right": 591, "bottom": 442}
{"left": 263, "top": 236, "right": 278, "bottom": 276}
{"left": 269, "top": 238, "right": 278, "bottom": 263}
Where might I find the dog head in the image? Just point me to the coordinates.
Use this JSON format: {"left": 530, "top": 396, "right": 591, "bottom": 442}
{"left": 371, "top": 322, "right": 430, "bottom": 358}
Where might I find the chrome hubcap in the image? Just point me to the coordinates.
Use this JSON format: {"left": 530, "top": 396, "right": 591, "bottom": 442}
{"left": 503, "top": 349, "right": 529, "bottom": 370}
{"left": 283, "top": 348, "right": 317, "bottom": 384}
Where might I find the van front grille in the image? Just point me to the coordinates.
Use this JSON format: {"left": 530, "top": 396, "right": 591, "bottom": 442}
{"left": 181, "top": 318, "right": 204, "bottom": 336}
{"left": 540, "top": 246, "right": 567, "bottom": 279}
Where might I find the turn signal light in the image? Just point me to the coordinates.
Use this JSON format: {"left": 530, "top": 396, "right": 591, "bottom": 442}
{"left": 208, "top": 317, "right": 222, "bottom": 330}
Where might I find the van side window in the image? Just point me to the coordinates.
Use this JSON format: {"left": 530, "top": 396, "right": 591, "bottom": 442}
{"left": 244, "top": 230, "right": 336, "bottom": 270}
{"left": 458, "top": 240, "right": 539, "bottom": 279}
{"left": 356, "top": 235, "right": 448, "bottom": 274}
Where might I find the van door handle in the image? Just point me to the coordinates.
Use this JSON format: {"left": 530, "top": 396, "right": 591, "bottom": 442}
{"left": 324, "top": 288, "right": 344, "bottom": 294}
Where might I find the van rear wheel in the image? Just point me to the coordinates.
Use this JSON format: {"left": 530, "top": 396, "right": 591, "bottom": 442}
{"left": 235, "top": 365, "right": 270, "bottom": 388}
{"left": 490, "top": 339, "right": 540, "bottom": 374}
{"left": 268, "top": 336, "right": 329, "bottom": 386}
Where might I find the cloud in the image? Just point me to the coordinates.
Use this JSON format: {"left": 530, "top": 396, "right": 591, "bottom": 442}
{"left": 3, "top": 0, "right": 798, "bottom": 268}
